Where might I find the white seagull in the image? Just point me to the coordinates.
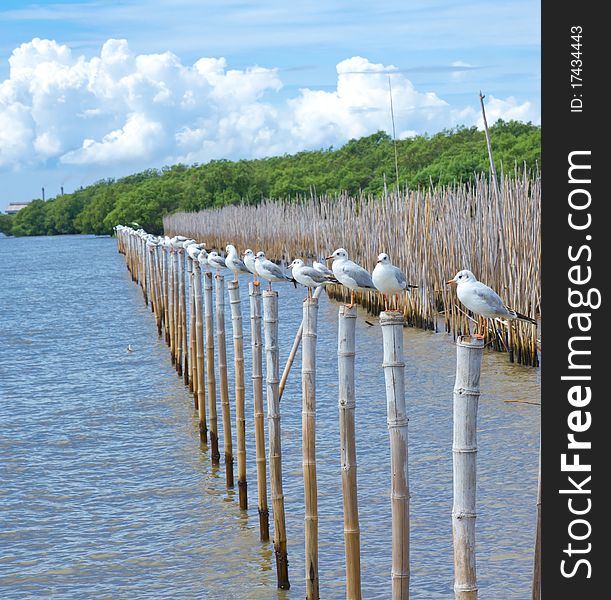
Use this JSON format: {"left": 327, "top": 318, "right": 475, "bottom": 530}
{"left": 207, "top": 251, "right": 228, "bottom": 272}
{"left": 225, "top": 244, "right": 251, "bottom": 281}
{"left": 197, "top": 249, "right": 209, "bottom": 270}
{"left": 312, "top": 260, "right": 334, "bottom": 278}
{"left": 255, "top": 251, "right": 293, "bottom": 291}
{"left": 289, "top": 258, "right": 336, "bottom": 300}
{"left": 372, "top": 253, "right": 418, "bottom": 311}
{"left": 243, "top": 249, "right": 258, "bottom": 283}
{"left": 326, "top": 248, "right": 376, "bottom": 309}
{"left": 447, "top": 269, "right": 537, "bottom": 339}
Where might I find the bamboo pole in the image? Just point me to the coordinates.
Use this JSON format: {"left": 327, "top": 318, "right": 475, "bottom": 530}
{"left": 452, "top": 335, "right": 484, "bottom": 600}
{"left": 228, "top": 279, "right": 248, "bottom": 509}
{"left": 188, "top": 256, "right": 197, "bottom": 400}
{"left": 381, "top": 310, "right": 410, "bottom": 600}
{"left": 174, "top": 248, "right": 182, "bottom": 375}
{"left": 302, "top": 296, "right": 319, "bottom": 599}
{"left": 194, "top": 261, "right": 208, "bottom": 444}
{"left": 204, "top": 271, "right": 221, "bottom": 463}
{"left": 279, "top": 285, "right": 324, "bottom": 401}
{"left": 216, "top": 273, "right": 234, "bottom": 487}
{"left": 163, "top": 245, "right": 171, "bottom": 346}
{"left": 338, "top": 305, "right": 361, "bottom": 600}
{"left": 532, "top": 444, "right": 541, "bottom": 600}
{"left": 263, "top": 290, "right": 290, "bottom": 589}
{"left": 180, "top": 249, "right": 189, "bottom": 386}
{"left": 249, "top": 282, "right": 270, "bottom": 541}
{"left": 168, "top": 247, "right": 176, "bottom": 364}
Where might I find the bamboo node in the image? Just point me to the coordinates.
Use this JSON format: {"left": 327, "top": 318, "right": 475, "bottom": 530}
{"left": 452, "top": 446, "right": 477, "bottom": 453}
{"left": 452, "top": 510, "right": 477, "bottom": 519}
{"left": 454, "top": 584, "right": 479, "bottom": 593}
{"left": 387, "top": 417, "right": 409, "bottom": 428}
{"left": 382, "top": 361, "right": 405, "bottom": 368}
{"left": 453, "top": 387, "right": 481, "bottom": 396}
{"left": 337, "top": 351, "right": 356, "bottom": 358}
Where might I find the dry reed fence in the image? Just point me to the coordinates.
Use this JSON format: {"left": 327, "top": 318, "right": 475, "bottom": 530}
{"left": 164, "top": 172, "right": 540, "bottom": 366}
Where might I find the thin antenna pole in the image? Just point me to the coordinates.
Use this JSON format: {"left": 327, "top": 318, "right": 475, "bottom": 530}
{"left": 388, "top": 76, "right": 401, "bottom": 193}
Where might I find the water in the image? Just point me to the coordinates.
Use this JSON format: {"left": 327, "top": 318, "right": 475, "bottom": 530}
{"left": 0, "top": 235, "right": 540, "bottom": 599}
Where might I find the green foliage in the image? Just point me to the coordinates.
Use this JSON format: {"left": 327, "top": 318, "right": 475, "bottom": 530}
{"left": 0, "top": 213, "right": 14, "bottom": 235}
{"left": 5, "top": 120, "right": 540, "bottom": 236}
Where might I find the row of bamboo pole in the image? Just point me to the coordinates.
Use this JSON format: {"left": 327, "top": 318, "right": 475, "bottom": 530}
{"left": 164, "top": 172, "right": 540, "bottom": 366}
{"left": 115, "top": 224, "right": 540, "bottom": 599}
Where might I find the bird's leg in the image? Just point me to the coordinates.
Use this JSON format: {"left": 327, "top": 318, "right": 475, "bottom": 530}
{"left": 346, "top": 289, "right": 355, "bottom": 309}
{"left": 268, "top": 281, "right": 272, "bottom": 292}
{"left": 474, "top": 316, "right": 485, "bottom": 340}
{"left": 253, "top": 275, "right": 260, "bottom": 287}
{"left": 383, "top": 294, "right": 388, "bottom": 312}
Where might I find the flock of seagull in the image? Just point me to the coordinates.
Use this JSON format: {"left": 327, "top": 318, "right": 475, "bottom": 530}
{"left": 126, "top": 226, "right": 537, "bottom": 339}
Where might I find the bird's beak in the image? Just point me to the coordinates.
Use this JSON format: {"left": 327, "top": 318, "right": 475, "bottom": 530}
{"left": 446, "top": 279, "right": 456, "bottom": 285}
{"left": 377, "top": 260, "right": 381, "bottom": 264}
{"left": 325, "top": 255, "right": 333, "bottom": 260}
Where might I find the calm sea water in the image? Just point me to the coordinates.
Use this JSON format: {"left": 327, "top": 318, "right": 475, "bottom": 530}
{"left": 0, "top": 235, "right": 540, "bottom": 599}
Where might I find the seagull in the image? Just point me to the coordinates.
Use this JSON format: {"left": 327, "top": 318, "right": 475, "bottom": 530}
{"left": 326, "top": 248, "right": 376, "bottom": 309}
{"left": 447, "top": 269, "right": 537, "bottom": 339}
{"left": 243, "top": 249, "right": 259, "bottom": 284}
{"left": 127, "top": 344, "right": 134, "bottom": 353}
{"left": 313, "top": 260, "right": 334, "bottom": 278}
{"left": 197, "top": 249, "right": 209, "bottom": 270}
{"left": 225, "top": 244, "right": 251, "bottom": 281}
{"left": 207, "top": 251, "right": 228, "bottom": 272}
{"left": 288, "top": 259, "right": 336, "bottom": 300}
{"left": 255, "top": 251, "right": 293, "bottom": 291}
{"left": 372, "top": 253, "right": 418, "bottom": 311}
{"left": 186, "top": 244, "right": 202, "bottom": 261}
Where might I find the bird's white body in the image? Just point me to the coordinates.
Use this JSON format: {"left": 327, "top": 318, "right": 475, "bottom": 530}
{"left": 289, "top": 259, "right": 332, "bottom": 290}
{"left": 225, "top": 244, "right": 251, "bottom": 279}
{"left": 327, "top": 248, "right": 375, "bottom": 292}
{"left": 197, "top": 249, "right": 209, "bottom": 268}
{"left": 255, "top": 251, "right": 291, "bottom": 288}
{"left": 243, "top": 249, "right": 257, "bottom": 276}
{"left": 207, "top": 251, "right": 227, "bottom": 271}
{"left": 372, "top": 254, "right": 410, "bottom": 296}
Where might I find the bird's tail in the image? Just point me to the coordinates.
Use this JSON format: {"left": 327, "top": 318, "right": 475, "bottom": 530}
{"left": 512, "top": 310, "right": 537, "bottom": 325}
{"left": 406, "top": 284, "right": 418, "bottom": 289}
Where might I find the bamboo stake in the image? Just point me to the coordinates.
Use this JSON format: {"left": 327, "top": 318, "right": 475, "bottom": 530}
{"left": 228, "top": 279, "right": 248, "bottom": 509}
{"left": 338, "top": 305, "right": 361, "bottom": 600}
{"left": 302, "top": 296, "right": 319, "bottom": 599}
{"left": 249, "top": 281, "right": 270, "bottom": 541}
{"left": 168, "top": 248, "right": 176, "bottom": 364}
{"left": 180, "top": 250, "right": 189, "bottom": 386}
{"left": 174, "top": 249, "right": 182, "bottom": 375}
{"left": 532, "top": 444, "right": 541, "bottom": 600}
{"left": 188, "top": 256, "right": 197, "bottom": 401}
{"left": 193, "top": 261, "right": 208, "bottom": 444}
{"left": 216, "top": 273, "right": 234, "bottom": 488}
{"left": 162, "top": 246, "right": 171, "bottom": 346}
{"left": 204, "top": 271, "right": 221, "bottom": 463}
{"left": 279, "top": 285, "right": 324, "bottom": 401}
{"left": 381, "top": 310, "right": 410, "bottom": 600}
{"left": 263, "top": 290, "right": 290, "bottom": 589}
{"left": 452, "top": 335, "right": 484, "bottom": 600}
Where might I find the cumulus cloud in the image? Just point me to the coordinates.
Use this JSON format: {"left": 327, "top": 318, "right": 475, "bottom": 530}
{"left": 0, "top": 38, "right": 539, "bottom": 171}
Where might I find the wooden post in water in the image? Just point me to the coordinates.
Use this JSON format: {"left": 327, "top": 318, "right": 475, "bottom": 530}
{"left": 452, "top": 335, "right": 484, "bottom": 600}
{"left": 532, "top": 445, "right": 541, "bottom": 600}
{"left": 193, "top": 260, "right": 208, "bottom": 444}
{"left": 279, "top": 285, "right": 324, "bottom": 401}
{"left": 228, "top": 280, "right": 248, "bottom": 509}
{"left": 302, "top": 296, "right": 319, "bottom": 599}
{"left": 173, "top": 248, "right": 182, "bottom": 375}
{"left": 263, "top": 290, "right": 290, "bottom": 589}
{"left": 188, "top": 256, "right": 197, "bottom": 400}
{"left": 162, "top": 245, "right": 171, "bottom": 346}
{"left": 249, "top": 282, "right": 270, "bottom": 540}
{"left": 216, "top": 273, "right": 234, "bottom": 487}
{"left": 338, "top": 305, "right": 361, "bottom": 600}
{"left": 180, "top": 249, "right": 189, "bottom": 386}
{"left": 204, "top": 271, "right": 221, "bottom": 463}
{"left": 381, "top": 310, "right": 410, "bottom": 600}
{"left": 168, "top": 247, "right": 176, "bottom": 364}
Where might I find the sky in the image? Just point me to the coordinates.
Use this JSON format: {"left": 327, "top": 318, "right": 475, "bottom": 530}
{"left": 0, "top": 0, "right": 540, "bottom": 211}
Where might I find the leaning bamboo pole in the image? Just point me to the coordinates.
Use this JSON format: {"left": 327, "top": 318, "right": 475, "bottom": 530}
{"left": 532, "top": 445, "right": 541, "bottom": 600}
{"left": 228, "top": 279, "right": 248, "bottom": 509}
{"left": 381, "top": 310, "right": 410, "bottom": 600}
{"left": 452, "top": 335, "right": 484, "bottom": 600}
{"left": 302, "top": 296, "right": 319, "bottom": 599}
{"left": 263, "top": 290, "right": 290, "bottom": 589}
{"left": 204, "top": 271, "right": 221, "bottom": 463}
{"left": 279, "top": 285, "right": 324, "bottom": 401}
{"left": 193, "top": 260, "right": 207, "bottom": 443}
{"left": 338, "top": 305, "right": 361, "bottom": 600}
{"left": 216, "top": 273, "right": 234, "bottom": 488}
{"left": 249, "top": 281, "right": 270, "bottom": 541}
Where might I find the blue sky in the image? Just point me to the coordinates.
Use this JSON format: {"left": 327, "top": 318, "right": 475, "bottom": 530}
{"left": 0, "top": 1, "right": 540, "bottom": 211}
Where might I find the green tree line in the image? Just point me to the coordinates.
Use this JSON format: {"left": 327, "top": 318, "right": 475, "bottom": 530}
{"left": 0, "top": 120, "right": 540, "bottom": 237}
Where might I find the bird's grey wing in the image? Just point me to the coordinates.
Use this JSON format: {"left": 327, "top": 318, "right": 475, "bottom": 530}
{"left": 265, "top": 260, "right": 289, "bottom": 279}
{"left": 392, "top": 265, "right": 408, "bottom": 287}
{"left": 231, "top": 257, "right": 250, "bottom": 273}
{"left": 301, "top": 266, "right": 328, "bottom": 284}
{"left": 342, "top": 262, "right": 375, "bottom": 288}
{"left": 473, "top": 282, "right": 507, "bottom": 312}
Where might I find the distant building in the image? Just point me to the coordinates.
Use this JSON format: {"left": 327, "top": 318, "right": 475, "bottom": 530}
{"left": 4, "top": 202, "right": 31, "bottom": 215}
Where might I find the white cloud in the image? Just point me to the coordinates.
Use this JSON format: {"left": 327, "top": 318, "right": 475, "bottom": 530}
{"left": 0, "top": 38, "right": 539, "bottom": 172}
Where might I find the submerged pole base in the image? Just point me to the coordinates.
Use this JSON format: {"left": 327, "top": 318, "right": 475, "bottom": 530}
{"left": 258, "top": 508, "right": 270, "bottom": 542}
{"left": 210, "top": 432, "right": 221, "bottom": 465}
{"left": 199, "top": 422, "right": 208, "bottom": 445}
{"left": 275, "top": 549, "right": 290, "bottom": 590}
{"left": 225, "top": 454, "right": 234, "bottom": 488}
{"left": 238, "top": 480, "right": 248, "bottom": 510}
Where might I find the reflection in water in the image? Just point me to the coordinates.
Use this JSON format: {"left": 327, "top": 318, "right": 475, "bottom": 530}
{"left": 0, "top": 235, "right": 540, "bottom": 599}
